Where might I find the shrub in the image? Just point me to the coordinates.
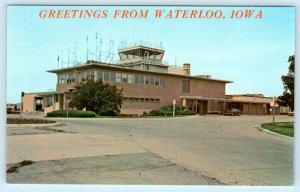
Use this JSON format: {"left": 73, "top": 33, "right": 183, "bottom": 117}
{"left": 142, "top": 111, "right": 148, "bottom": 116}
{"left": 47, "top": 110, "right": 96, "bottom": 118}
{"left": 149, "top": 105, "right": 195, "bottom": 116}
{"left": 177, "top": 110, "right": 196, "bottom": 115}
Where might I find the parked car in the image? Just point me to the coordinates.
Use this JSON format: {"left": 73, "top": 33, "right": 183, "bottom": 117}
{"left": 223, "top": 108, "right": 241, "bottom": 116}
{"left": 288, "top": 112, "right": 294, "bottom": 116}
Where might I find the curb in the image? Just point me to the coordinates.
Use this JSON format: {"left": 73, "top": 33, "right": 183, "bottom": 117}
{"left": 7, "top": 122, "right": 60, "bottom": 128}
{"left": 47, "top": 115, "right": 201, "bottom": 121}
{"left": 258, "top": 127, "right": 293, "bottom": 139}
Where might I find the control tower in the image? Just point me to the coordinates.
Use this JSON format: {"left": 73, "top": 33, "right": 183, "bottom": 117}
{"left": 118, "top": 42, "right": 169, "bottom": 73}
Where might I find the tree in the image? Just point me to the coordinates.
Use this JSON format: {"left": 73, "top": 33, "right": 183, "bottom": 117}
{"left": 277, "top": 55, "right": 294, "bottom": 111}
{"left": 69, "top": 79, "right": 124, "bottom": 115}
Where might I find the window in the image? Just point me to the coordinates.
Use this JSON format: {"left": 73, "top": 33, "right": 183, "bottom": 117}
{"left": 66, "top": 73, "right": 75, "bottom": 83}
{"left": 140, "top": 75, "right": 144, "bottom": 85}
{"left": 104, "top": 71, "right": 110, "bottom": 81}
{"left": 128, "top": 74, "right": 133, "bottom": 83}
{"left": 116, "top": 73, "right": 121, "bottom": 82}
{"left": 122, "top": 73, "right": 128, "bottom": 83}
{"left": 144, "top": 76, "right": 150, "bottom": 85}
{"left": 159, "top": 77, "right": 164, "bottom": 86}
{"left": 97, "top": 70, "right": 103, "bottom": 80}
{"left": 154, "top": 77, "right": 160, "bottom": 85}
{"left": 150, "top": 77, "right": 155, "bottom": 85}
{"left": 182, "top": 80, "right": 190, "bottom": 93}
{"left": 110, "top": 72, "right": 116, "bottom": 82}
{"left": 55, "top": 95, "right": 59, "bottom": 102}
{"left": 134, "top": 74, "right": 139, "bottom": 84}
{"left": 85, "top": 71, "right": 94, "bottom": 80}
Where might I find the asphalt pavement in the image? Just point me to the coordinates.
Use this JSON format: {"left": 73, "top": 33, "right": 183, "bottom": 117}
{"left": 7, "top": 115, "right": 294, "bottom": 185}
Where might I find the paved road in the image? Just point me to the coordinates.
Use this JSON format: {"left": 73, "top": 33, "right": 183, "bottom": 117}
{"left": 7, "top": 115, "right": 294, "bottom": 185}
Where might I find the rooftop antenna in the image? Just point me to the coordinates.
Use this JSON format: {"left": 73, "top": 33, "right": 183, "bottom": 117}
{"left": 86, "top": 36, "right": 89, "bottom": 62}
{"left": 57, "top": 55, "right": 60, "bottom": 69}
{"left": 61, "top": 50, "right": 64, "bottom": 68}
{"left": 74, "top": 41, "right": 78, "bottom": 66}
{"left": 95, "top": 33, "right": 98, "bottom": 61}
{"left": 175, "top": 57, "right": 177, "bottom": 66}
{"left": 109, "top": 40, "right": 115, "bottom": 63}
{"left": 98, "top": 37, "right": 102, "bottom": 62}
{"left": 105, "top": 39, "right": 113, "bottom": 63}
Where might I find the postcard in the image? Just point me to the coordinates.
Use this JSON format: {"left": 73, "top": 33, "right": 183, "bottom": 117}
{"left": 6, "top": 5, "right": 295, "bottom": 186}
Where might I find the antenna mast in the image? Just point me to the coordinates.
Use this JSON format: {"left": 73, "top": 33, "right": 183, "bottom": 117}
{"left": 86, "top": 36, "right": 89, "bottom": 62}
{"left": 57, "top": 55, "right": 60, "bottom": 69}
{"left": 61, "top": 50, "right": 64, "bottom": 68}
{"left": 95, "top": 33, "right": 98, "bottom": 61}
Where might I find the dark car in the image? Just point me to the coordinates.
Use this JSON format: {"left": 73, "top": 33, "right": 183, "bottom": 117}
{"left": 223, "top": 108, "right": 241, "bottom": 116}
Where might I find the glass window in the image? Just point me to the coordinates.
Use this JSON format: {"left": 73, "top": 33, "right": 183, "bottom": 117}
{"left": 182, "top": 80, "right": 190, "bottom": 93}
{"left": 116, "top": 73, "right": 121, "bottom": 82}
{"left": 133, "top": 75, "right": 140, "bottom": 84}
{"left": 128, "top": 74, "right": 133, "bottom": 83}
{"left": 144, "top": 76, "right": 150, "bottom": 85}
{"left": 110, "top": 72, "right": 116, "bottom": 82}
{"left": 159, "top": 77, "right": 164, "bottom": 86}
{"left": 97, "top": 70, "right": 103, "bottom": 80}
{"left": 154, "top": 77, "right": 160, "bottom": 85}
{"left": 104, "top": 71, "right": 110, "bottom": 81}
{"left": 140, "top": 75, "right": 144, "bottom": 84}
{"left": 150, "top": 76, "right": 155, "bottom": 85}
{"left": 122, "top": 73, "right": 128, "bottom": 83}
{"left": 55, "top": 95, "right": 59, "bottom": 102}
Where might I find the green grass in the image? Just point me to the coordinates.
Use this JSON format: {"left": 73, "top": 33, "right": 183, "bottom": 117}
{"left": 261, "top": 122, "right": 294, "bottom": 137}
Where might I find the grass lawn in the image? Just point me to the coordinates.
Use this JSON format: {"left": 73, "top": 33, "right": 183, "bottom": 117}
{"left": 261, "top": 122, "right": 294, "bottom": 137}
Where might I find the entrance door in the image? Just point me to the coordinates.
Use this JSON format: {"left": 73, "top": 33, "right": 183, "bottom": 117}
{"left": 35, "top": 97, "right": 43, "bottom": 111}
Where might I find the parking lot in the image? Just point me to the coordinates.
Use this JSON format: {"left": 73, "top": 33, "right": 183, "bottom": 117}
{"left": 7, "top": 115, "right": 294, "bottom": 185}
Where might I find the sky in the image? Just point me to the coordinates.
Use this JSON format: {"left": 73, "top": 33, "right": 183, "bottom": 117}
{"left": 7, "top": 6, "right": 295, "bottom": 103}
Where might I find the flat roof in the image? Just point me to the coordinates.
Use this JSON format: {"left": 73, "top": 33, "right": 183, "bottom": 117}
{"left": 180, "top": 96, "right": 270, "bottom": 104}
{"left": 118, "top": 45, "right": 165, "bottom": 53}
{"left": 48, "top": 62, "right": 233, "bottom": 83}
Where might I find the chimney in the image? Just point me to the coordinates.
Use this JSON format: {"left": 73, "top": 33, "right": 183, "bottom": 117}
{"left": 183, "top": 63, "right": 191, "bottom": 75}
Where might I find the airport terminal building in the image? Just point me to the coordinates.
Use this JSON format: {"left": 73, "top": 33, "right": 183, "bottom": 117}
{"left": 22, "top": 43, "right": 282, "bottom": 115}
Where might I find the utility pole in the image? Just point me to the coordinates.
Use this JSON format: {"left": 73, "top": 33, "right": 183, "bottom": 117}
{"left": 173, "top": 99, "right": 176, "bottom": 117}
{"left": 272, "top": 96, "right": 276, "bottom": 124}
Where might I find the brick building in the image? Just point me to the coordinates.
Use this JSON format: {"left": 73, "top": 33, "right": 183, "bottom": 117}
{"left": 22, "top": 43, "right": 285, "bottom": 115}
{"left": 22, "top": 44, "right": 232, "bottom": 115}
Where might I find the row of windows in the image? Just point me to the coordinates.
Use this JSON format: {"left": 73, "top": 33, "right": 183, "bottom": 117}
{"left": 124, "top": 97, "right": 160, "bottom": 103}
{"left": 98, "top": 71, "right": 164, "bottom": 86}
{"left": 58, "top": 73, "right": 76, "bottom": 84}
{"left": 58, "top": 70, "right": 165, "bottom": 86}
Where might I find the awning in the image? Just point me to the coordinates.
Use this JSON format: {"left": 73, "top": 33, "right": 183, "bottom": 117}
{"left": 180, "top": 96, "right": 231, "bottom": 102}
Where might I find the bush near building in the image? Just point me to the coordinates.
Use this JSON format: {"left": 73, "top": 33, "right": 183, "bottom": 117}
{"left": 47, "top": 110, "right": 96, "bottom": 118}
{"left": 149, "top": 105, "right": 196, "bottom": 116}
{"left": 69, "top": 79, "right": 124, "bottom": 116}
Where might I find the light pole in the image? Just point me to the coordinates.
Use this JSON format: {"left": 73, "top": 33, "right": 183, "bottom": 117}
{"left": 272, "top": 96, "right": 276, "bottom": 124}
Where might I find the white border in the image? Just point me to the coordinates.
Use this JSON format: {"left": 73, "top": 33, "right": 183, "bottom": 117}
{"left": 1, "top": 1, "right": 298, "bottom": 192}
